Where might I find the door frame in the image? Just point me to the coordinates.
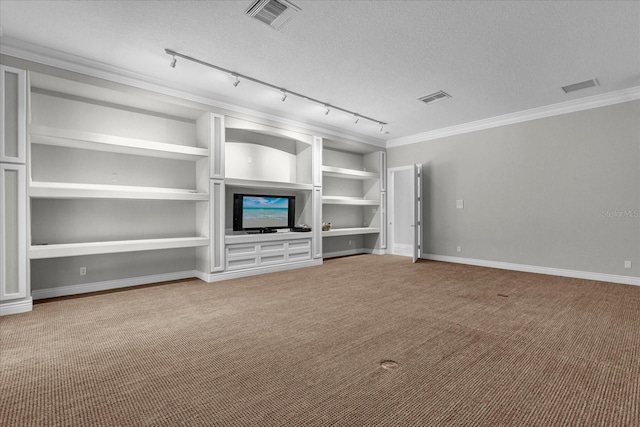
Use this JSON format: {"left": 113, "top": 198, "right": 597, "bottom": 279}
{"left": 387, "top": 165, "right": 415, "bottom": 257}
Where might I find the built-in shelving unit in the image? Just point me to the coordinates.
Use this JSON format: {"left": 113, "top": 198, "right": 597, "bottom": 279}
{"left": 1, "top": 59, "right": 389, "bottom": 312}
{"left": 321, "top": 140, "right": 386, "bottom": 257}
{"left": 209, "top": 117, "right": 321, "bottom": 277}
{"left": 26, "top": 72, "right": 213, "bottom": 295}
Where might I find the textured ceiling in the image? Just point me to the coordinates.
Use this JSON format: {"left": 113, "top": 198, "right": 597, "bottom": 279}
{"left": 1, "top": 0, "right": 639, "bottom": 143}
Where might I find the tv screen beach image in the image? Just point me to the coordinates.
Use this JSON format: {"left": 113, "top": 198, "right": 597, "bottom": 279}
{"left": 242, "top": 196, "right": 289, "bottom": 228}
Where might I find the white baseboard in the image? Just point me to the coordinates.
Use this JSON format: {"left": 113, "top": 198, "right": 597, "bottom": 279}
{"left": 0, "top": 297, "right": 33, "bottom": 316}
{"left": 31, "top": 271, "right": 198, "bottom": 300}
{"left": 422, "top": 254, "right": 640, "bottom": 286}
{"left": 197, "top": 259, "right": 323, "bottom": 282}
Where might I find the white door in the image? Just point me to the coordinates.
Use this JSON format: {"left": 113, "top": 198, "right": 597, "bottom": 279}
{"left": 388, "top": 165, "right": 422, "bottom": 261}
{"left": 412, "top": 163, "right": 422, "bottom": 263}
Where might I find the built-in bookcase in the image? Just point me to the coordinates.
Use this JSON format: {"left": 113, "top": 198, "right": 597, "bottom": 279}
{"left": 321, "top": 140, "right": 386, "bottom": 257}
{"left": 27, "top": 72, "right": 213, "bottom": 292}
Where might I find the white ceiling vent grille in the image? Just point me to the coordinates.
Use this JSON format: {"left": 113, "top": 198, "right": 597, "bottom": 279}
{"left": 418, "top": 90, "right": 452, "bottom": 105}
{"left": 562, "top": 78, "right": 599, "bottom": 93}
{"left": 245, "top": 0, "right": 300, "bottom": 30}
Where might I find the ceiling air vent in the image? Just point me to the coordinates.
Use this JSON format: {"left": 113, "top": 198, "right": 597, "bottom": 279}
{"left": 418, "top": 90, "right": 451, "bottom": 105}
{"left": 245, "top": 0, "right": 300, "bottom": 30}
{"left": 561, "top": 78, "right": 599, "bottom": 93}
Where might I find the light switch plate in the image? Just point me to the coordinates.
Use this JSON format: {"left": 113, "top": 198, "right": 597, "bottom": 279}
{"left": 456, "top": 199, "right": 464, "bottom": 209}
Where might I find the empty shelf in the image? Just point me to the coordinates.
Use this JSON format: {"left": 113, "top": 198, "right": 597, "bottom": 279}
{"left": 322, "top": 196, "right": 380, "bottom": 206}
{"left": 322, "top": 165, "right": 379, "bottom": 180}
{"left": 29, "top": 182, "right": 209, "bottom": 200}
{"left": 28, "top": 237, "right": 210, "bottom": 259}
{"left": 30, "top": 125, "right": 209, "bottom": 161}
{"left": 322, "top": 227, "right": 381, "bottom": 237}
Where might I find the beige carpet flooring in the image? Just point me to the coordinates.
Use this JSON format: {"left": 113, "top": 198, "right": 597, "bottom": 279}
{"left": 1, "top": 255, "right": 639, "bottom": 426}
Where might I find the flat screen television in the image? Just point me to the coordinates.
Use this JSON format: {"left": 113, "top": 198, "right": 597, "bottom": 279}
{"left": 233, "top": 194, "right": 295, "bottom": 232}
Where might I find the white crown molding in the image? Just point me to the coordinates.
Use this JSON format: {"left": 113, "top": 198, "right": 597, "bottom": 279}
{"left": 423, "top": 254, "right": 640, "bottom": 287}
{"left": 31, "top": 271, "right": 197, "bottom": 300}
{"left": 0, "top": 37, "right": 385, "bottom": 148}
{"left": 387, "top": 87, "right": 640, "bottom": 148}
{"left": 0, "top": 298, "right": 33, "bottom": 316}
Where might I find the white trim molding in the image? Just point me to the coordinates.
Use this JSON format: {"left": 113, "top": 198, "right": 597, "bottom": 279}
{"left": 31, "top": 271, "right": 198, "bottom": 300}
{"left": 0, "top": 297, "right": 33, "bottom": 316}
{"left": 423, "top": 254, "right": 640, "bottom": 287}
{"left": 387, "top": 86, "right": 640, "bottom": 148}
{"left": 196, "top": 259, "right": 323, "bottom": 282}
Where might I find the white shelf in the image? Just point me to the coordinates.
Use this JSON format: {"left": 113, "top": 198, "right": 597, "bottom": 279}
{"left": 29, "top": 182, "right": 209, "bottom": 201}
{"left": 30, "top": 125, "right": 209, "bottom": 161}
{"left": 322, "top": 165, "right": 379, "bottom": 180}
{"left": 322, "top": 227, "right": 381, "bottom": 237}
{"left": 225, "top": 178, "right": 313, "bottom": 191}
{"left": 322, "top": 196, "right": 380, "bottom": 206}
{"left": 28, "top": 237, "right": 209, "bottom": 259}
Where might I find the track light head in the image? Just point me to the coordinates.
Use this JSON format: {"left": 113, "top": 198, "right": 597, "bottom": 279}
{"left": 232, "top": 74, "right": 240, "bottom": 87}
{"left": 170, "top": 56, "right": 177, "bottom": 68}
{"left": 354, "top": 114, "right": 360, "bottom": 124}
{"left": 281, "top": 90, "right": 287, "bottom": 102}
{"left": 379, "top": 123, "right": 384, "bottom": 132}
{"left": 325, "top": 105, "right": 330, "bottom": 115}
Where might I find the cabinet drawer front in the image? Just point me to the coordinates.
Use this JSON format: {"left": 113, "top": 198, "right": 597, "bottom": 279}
{"left": 259, "top": 253, "right": 286, "bottom": 265}
{"left": 288, "top": 239, "right": 311, "bottom": 251}
{"left": 288, "top": 250, "right": 311, "bottom": 261}
{"left": 227, "top": 257, "right": 258, "bottom": 270}
{"left": 260, "top": 242, "right": 286, "bottom": 253}
{"left": 227, "top": 244, "right": 257, "bottom": 256}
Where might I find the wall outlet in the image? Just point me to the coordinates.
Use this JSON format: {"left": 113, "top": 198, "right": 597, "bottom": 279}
{"left": 456, "top": 199, "right": 464, "bottom": 209}
{"left": 80, "top": 267, "right": 87, "bottom": 276}
{"left": 457, "top": 246, "right": 462, "bottom": 252}
{"left": 624, "top": 261, "right": 632, "bottom": 269}
{"left": 348, "top": 240, "right": 353, "bottom": 246}
{"left": 247, "top": 156, "right": 252, "bottom": 164}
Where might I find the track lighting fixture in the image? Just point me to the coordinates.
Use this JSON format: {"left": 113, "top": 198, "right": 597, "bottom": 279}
{"left": 164, "top": 48, "right": 387, "bottom": 131}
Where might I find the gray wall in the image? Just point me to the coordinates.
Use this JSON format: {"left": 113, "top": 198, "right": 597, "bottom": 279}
{"left": 387, "top": 100, "right": 640, "bottom": 278}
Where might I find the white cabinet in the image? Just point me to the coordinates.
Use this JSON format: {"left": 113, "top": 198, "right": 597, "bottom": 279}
{"left": 0, "top": 164, "right": 27, "bottom": 302}
{"left": 0, "top": 65, "right": 29, "bottom": 315}
{"left": 1, "top": 65, "right": 27, "bottom": 164}
{"left": 225, "top": 234, "right": 311, "bottom": 271}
